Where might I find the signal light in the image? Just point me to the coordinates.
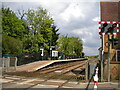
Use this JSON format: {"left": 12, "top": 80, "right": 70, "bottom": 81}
{"left": 100, "top": 23, "right": 108, "bottom": 33}
{"left": 103, "top": 23, "right": 108, "bottom": 27}
{"left": 112, "top": 23, "right": 117, "bottom": 28}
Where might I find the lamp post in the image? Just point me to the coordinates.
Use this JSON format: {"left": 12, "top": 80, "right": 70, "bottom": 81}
{"left": 50, "top": 24, "right": 53, "bottom": 60}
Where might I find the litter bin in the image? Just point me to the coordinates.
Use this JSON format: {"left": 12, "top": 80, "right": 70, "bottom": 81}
{"left": 3, "top": 54, "right": 10, "bottom": 58}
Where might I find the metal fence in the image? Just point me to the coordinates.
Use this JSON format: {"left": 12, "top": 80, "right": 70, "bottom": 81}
{"left": 1, "top": 57, "right": 17, "bottom": 72}
{"left": 2, "top": 51, "right": 84, "bottom": 66}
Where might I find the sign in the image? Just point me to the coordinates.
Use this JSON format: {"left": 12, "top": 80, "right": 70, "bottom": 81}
{"left": 116, "top": 50, "right": 120, "bottom": 61}
{"left": 98, "top": 21, "right": 119, "bottom": 35}
{"left": 52, "top": 50, "right": 58, "bottom": 57}
{"left": 40, "top": 48, "right": 44, "bottom": 56}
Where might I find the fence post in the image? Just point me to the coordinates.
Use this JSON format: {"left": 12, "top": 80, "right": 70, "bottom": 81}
{"left": 2, "top": 57, "right": 4, "bottom": 72}
{"left": 6, "top": 57, "right": 10, "bottom": 72}
{"left": 15, "top": 57, "right": 17, "bottom": 70}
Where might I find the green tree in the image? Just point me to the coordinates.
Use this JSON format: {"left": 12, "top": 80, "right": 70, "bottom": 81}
{"left": 23, "top": 7, "right": 59, "bottom": 53}
{"left": 51, "top": 25, "right": 60, "bottom": 46}
{"left": 56, "top": 35, "right": 83, "bottom": 55}
{"left": 2, "top": 35, "right": 22, "bottom": 55}
{"left": 2, "top": 8, "right": 26, "bottom": 40}
{"left": 2, "top": 7, "right": 59, "bottom": 55}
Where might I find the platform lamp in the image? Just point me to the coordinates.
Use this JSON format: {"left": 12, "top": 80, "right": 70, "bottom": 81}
{"left": 50, "top": 23, "right": 54, "bottom": 60}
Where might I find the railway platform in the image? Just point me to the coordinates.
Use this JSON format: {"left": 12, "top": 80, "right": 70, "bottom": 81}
{"left": 16, "top": 58, "right": 86, "bottom": 72}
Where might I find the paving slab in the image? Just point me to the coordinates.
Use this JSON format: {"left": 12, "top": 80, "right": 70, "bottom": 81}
{"left": 23, "top": 78, "right": 46, "bottom": 82}
{"left": 43, "top": 81, "right": 63, "bottom": 86}
{"left": 2, "top": 83, "right": 20, "bottom": 88}
{"left": 31, "top": 84, "right": 58, "bottom": 88}
{"left": 15, "top": 79, "right": 35, "bottom": 85}
{"left": 60, "top": 86, "right": 74, "bottom": 88}
{"left": 4, "top": 76, "right": 21, "bottom": 80}
{"left": 12, "top": 79, "right": 27, "bottom": 83}
{"left": 72, "top": 83, "right": 89, "bottom": 88}
{"left": 3, "top": 82, "right": 33, "bottom": 88}
{"left": 47, "top": 79, "right": 67, "bottom": 83}
{"left": 1, "top": 78, "right": 14, "bottom": 83}
{"left": 29, "top": 80, "right": 44, "bottom": 85}
{"left": 62, "top": 83, "right": 77, "bottom": 87}
{"left": 97, "top": 83, "right": 119, "bottom": 88}
{"left": 68, "top": 81, "right": 78, "bottom": 84}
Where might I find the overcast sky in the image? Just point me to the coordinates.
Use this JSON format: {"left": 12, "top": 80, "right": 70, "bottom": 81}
{"left": 2, "top": 0, "right": 106, "bottom": 56}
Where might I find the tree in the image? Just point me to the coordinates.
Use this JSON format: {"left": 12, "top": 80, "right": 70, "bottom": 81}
{"left": 56, "top": 35, "right": 83, "bottom": 55}
{"left": 2, "top": 35, "right": 22, "bottom": 55}
{"left": 51, "top": 25, "right": 60, "bottom": 46}
{"left": 23, "top": 7, "right": 59, "bottom": 53}
{"left": 2, "top": 7, "right": 59, "bottom": 55}
{"left": 2, "top": 8, "right": 26, "bottom": 40}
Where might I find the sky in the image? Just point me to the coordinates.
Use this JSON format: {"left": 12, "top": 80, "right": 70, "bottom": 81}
{"left": 1, "top": 0, "right": 105, "bottom": 56}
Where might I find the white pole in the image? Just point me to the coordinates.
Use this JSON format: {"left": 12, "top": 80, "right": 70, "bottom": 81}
{"left": 15, "top": 57, "right": 17, "bottom": 70}
{"left": 94, "top": 67, "right": 99, "bottom": 90}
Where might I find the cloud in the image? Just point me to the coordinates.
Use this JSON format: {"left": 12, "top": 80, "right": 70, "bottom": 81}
{"left": 71, "top": 25, "right": 100, "bottom": 44}
{"left": 93, "top": 17, "right": 100, "bottom": 22}
{"left": 60, "top": 3, "right": 85, "bottom": 22}
{"left": 83, "top": 46, "right": 99, "bottom": 56}
{"left": 2, "top": 0, "right": 100, "bottom": 2}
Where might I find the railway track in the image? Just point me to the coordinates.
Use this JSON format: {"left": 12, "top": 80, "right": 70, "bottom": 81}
{"left": 37, "top": 59, "right": 88, "bottom": 81}
{"left": 38, "top": 59, "right": 86, "bottom": 72}
{"left": 39, "top": 60, "right": 86, "bottom": 74}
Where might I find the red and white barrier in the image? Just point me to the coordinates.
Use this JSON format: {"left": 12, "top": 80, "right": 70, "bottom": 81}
{"left": 98, "top": 21, "right": 119, "bottom": 35}
{"left": 94, "top": 67, "right": 98, "bottom": 89}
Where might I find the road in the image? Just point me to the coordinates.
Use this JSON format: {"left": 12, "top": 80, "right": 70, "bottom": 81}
{"left": 1, "top": 75, "right": 119, "bottom": 90}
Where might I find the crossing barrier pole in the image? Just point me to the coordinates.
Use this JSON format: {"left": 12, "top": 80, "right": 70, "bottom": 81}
{"left": 94, "top": 67, "right": 98, "bottom": 90}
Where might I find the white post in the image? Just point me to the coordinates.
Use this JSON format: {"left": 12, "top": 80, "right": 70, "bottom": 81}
{"left": 94, "top": 67, "right": 99, "bottom": 90}
{"left": 2, "top": 57, "right": 4, "bottom": 72}
{"left": 6, "top": 57, "right": 10, "bottom": 72}
{"left": 15, "top": 57, "right": 17, "bottom": 70}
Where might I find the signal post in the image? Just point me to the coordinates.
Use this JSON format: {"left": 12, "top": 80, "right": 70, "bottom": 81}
{"left": 99, "top": 1, "right": 120, "bottom": 81}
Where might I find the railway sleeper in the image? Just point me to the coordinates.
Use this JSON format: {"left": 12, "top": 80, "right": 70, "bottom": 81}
{"left": 39, "top": 62, "right": 85, "bottom": 74}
